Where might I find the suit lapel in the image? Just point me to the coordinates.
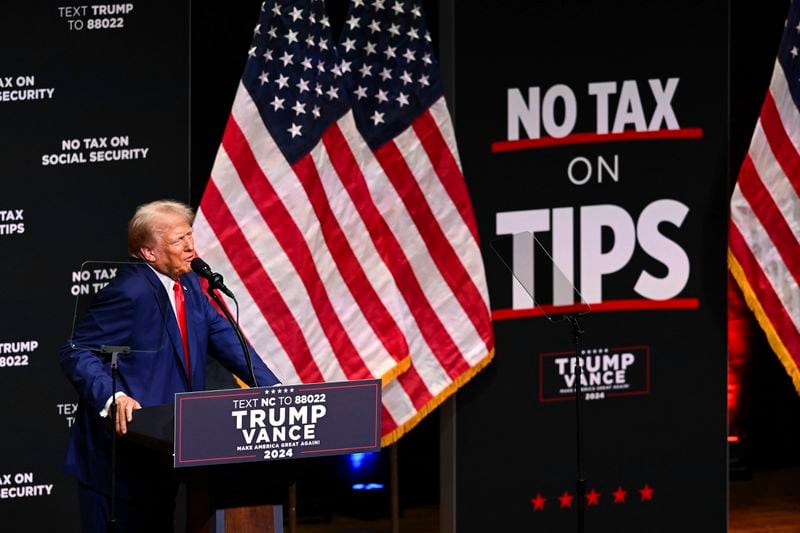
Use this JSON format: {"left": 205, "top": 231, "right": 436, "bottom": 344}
{"left": 142, "top": 266, "right": 191, "bottom": 383}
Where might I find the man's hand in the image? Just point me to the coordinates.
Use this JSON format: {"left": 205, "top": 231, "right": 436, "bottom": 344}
{"left": 113, "top": 395, "right": 142, "bottom": 435}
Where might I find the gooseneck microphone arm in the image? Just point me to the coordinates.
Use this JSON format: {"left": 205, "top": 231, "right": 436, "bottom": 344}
{"left": 190, "top": 257, "right": 235, "bottom": 299}
{"left": 190, "top": 258, "right": 258, "bottom": 387}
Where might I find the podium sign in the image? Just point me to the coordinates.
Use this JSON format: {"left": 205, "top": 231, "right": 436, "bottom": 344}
{"left": 174, "top": 379, "right": 381, "bottom": 468}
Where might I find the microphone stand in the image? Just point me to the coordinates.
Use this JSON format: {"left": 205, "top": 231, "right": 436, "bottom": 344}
{"left": 100, "top": 344, "right": 130, "bottom": 533}
{"left": 563, "top": 315, "right": 586, "bottom": 533}
{"left": 204, "top": 286, "right": 258, "bottom": 388}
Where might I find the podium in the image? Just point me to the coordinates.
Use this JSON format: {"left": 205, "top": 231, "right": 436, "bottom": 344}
{"left": 124, "top": 380, "right": 382, "bottom": 532}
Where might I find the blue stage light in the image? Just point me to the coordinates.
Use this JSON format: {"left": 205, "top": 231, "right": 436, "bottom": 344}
{"left": 348, "top": 451, "right": 377, "bottom": 471}
{"left": 351, "top": 482, "right": 385, "bottom": 491}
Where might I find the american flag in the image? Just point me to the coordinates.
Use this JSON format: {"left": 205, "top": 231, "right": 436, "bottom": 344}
{"left": 193, "top": 0, "right": 494, "bottom": 444}
{"left": 729, "top": 0, "right": 800, "bottom": 394}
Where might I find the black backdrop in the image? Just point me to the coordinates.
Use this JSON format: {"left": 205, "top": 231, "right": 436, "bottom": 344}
{"left": 0, "top": 1, "right": 796, "bottom": 532}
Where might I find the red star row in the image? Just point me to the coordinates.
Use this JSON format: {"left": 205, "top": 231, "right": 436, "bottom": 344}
{"left": 530, "top": 484, "right": 654, "bottom": 511}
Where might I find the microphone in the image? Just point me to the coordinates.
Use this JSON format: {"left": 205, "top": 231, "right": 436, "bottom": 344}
{"left": 190, "top": 258, "right": 235, "bottom": 299}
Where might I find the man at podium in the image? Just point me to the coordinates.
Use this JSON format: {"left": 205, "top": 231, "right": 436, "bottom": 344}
{"left": 60, "top": 199, "right": 281, "bottom": 532}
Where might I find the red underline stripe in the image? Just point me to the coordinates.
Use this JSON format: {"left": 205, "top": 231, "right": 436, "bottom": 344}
{"left": 490, "top": 128, "right": 704, "bottom": 153}
{"left": 491, "top": 298, "right": 700, "bottom": 320}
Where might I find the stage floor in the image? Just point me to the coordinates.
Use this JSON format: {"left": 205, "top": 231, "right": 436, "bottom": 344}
{"left": 730, "top": 466, "right": 800, "bottom": 532}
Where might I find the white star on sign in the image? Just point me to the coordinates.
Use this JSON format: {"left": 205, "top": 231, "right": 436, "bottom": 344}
{"left": 320, "top": 15, "right": 330, "bottom": 27}
{"left": 292, "top": 101, "right": 306, "bottom": 115}
{"left": 267, "top": 26, "right": 278, "bottom": 39}
{"left": 403, "top": 48, "right": 416, "bottom": 62}
{"left": 380, "top": 67, "right": 393, "bottom": 81}
{"left": 340, "top": 60, "right": 352, "bottom": 74}
{"left": 411, "top": 6, "right": 421, "bottom": 18}
{"left": 388, "top": 23, "right": 400, "bottom": 36}
{"left": 384, "top": 46, "right": 397, "bottom": 59}
{"left": 359, "top": 63, "right": 372, "bottom": 77}
{"left": 355, "top": 85, "right": 368, "bottom": 99}
{"left": 374, "top": 0, "right": 386, "bottom": 11}
{"left": 259, "top": 71, "right": 270, "bottom": 85}
{"left": 248, "top": 46, "right": 257, "bottom": 58}
{"left": 418, "top": 74, "right": 429, "bottom": 86}
{"left": 326, "top": 86, "right": 339, "bottom": 100}
{"left": 302, "top": 57, "right": 313, "bottom": 70}
{"left": 297, "top": 78, "right": 310, "bottom": 93}
{"left": 400, "top": 70, "right": 412, "bottom": 84}
{"left": 276, "top": 73, "right": 290, "bottom": 89}
{"left": 369, "top": 20, "right": 381, "bottom": 33}
{"left": 285, "top": 29, "right": 299, "bottom": 44}
{"left": 392, "top": 1, "right": 404, "bottom": 14}
{"left": 397, "top": 92, "right": 409, "bottom": 107}
{"left": 365, "top": 41, "right": 377, "bottom": 55}
{"left": 289, "top": 6, "right": 303, "bottom": 21}
{"left": 271, "top": 4, "right": 281, "bottom": 16}
{"left": 263, "top": 49, "right": 273, "bottom": 61}
{"left": 375, "top": 89, "right": 389, "bottom": 103}
{"left": 371, "top": 110, "right": 385, "bottom": 125}
{"left": 407, "top": 27, "right": 419, "bottom": 40}
{"left": 280, "top": 51, "right": 294, "bottom": 66}
{"left": 312, "top": 105, "right": 321, "bottom": 118}
{"left": 792, "top": 46, "right": 799, "bottom": 58}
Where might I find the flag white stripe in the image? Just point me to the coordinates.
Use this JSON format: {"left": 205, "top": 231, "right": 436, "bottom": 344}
{"left": 430, "top": 98, "right": 464, "bottom": 172}
{"left": 394, "top": 123, "right": 491, "bottom": 363}
{"left": 313, "top": 126, "right": 455, "bottom": 395}
{"left": 233, "top": 86, "right": 403, "bottom": 381}
{"left": 212, "top": 145, "right": 349, "bottom": 382}
{"left": 750, "top": 120, "right": 800, "bottom": 244}
{"left": 336, "top": 113, "right": 486, "bottom": 359}
{"left": 731, "top": 185, "right": 800, "bottom": 331}
{"left": 771, "top": 62, "right": 800, "bottom": 156}
{"left": 193, "top": 210, "right": 299, "bottom": 384}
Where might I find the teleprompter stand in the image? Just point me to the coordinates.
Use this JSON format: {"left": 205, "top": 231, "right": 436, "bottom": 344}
{"left": 491, "top": 232, "right": 591, "bottom": 533}
{"left": 103, "top": 344, "right": 130, "bottom": 533}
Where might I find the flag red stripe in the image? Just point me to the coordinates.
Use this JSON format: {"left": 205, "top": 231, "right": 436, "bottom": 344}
{"left": 761, "top": 91, "right": 800, "bottom": 197}
{"left": 222, "top": 116, "right": 373, "bottom": 380}
{"left": 380, "top": 404, "right": 398, "bottom": 436}
{"left": 412, "top": 110, "right": 480, "bottom": 244}
{"left": 730, "top": 222, "right": 800, "bottom": 358}
{"left": 396, "top": 364, "right": 434, "bottom": 410}
{"left": 323, "top": 123, "right": 471, "bottom": 379}
{"left": 200, "top": 181, "right": 325, "bottom": 383}
{"left": 737, "top": 156, "right": 800, "bottom": 286}
{"left": 373, "top": 140, "right": 493, "bottom": 351}
{"left": 292, "top": 153, "right": 410, "bottom": 361}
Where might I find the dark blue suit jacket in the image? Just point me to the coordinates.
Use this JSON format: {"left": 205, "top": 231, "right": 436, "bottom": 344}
{"left": 60, "top": 263, "right": 280, "bottom": 500}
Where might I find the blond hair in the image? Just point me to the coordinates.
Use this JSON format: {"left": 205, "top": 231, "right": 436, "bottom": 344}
{"left": 127, "top": 200, "right": 194, "bottom": 258}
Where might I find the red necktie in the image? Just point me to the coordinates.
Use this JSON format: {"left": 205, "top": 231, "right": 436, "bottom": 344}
{"left": 173, "top": 280, "right": 191, "bottom": 382}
